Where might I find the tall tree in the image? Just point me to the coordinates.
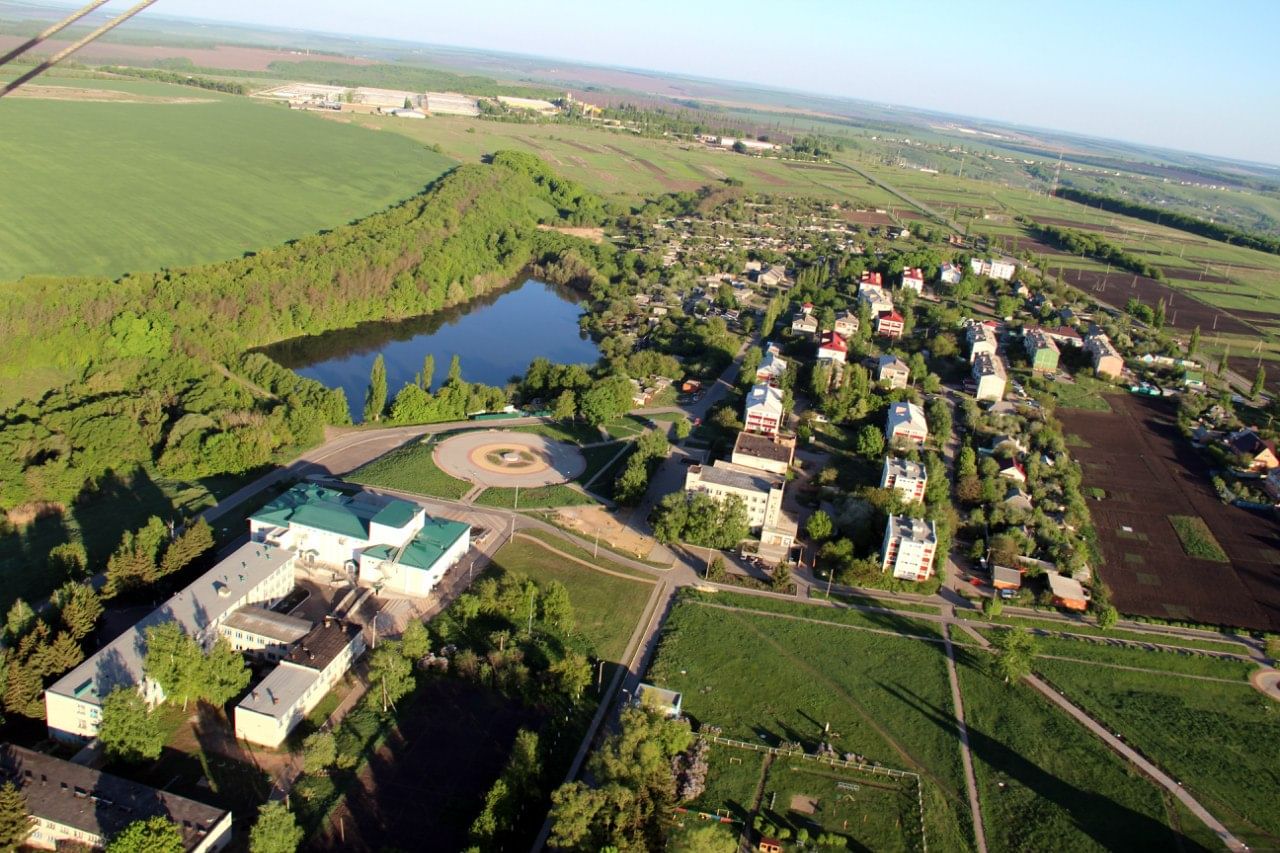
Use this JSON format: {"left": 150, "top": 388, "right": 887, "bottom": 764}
{"left": 400, "top": 620, "right": 430, "bottom": 661}
{"left": 249, "top": 802, "right": 304, "bottom": 853}
{"left": 368, "top": 641, "right": 415, "bottom": 712}
{"left": 539, "top": 581, "right": 574, "bottom": 633}
{"left": 99, "top": 687, "right": 165, "bottom": 763}
{"left": 142, "top": 623, "right": 205, "bottom": 710}
{"left": 202, "top": 637, "right": 252, "bottom": 706}
{"left": 1188, "top": 325, "right": 1200, "bottom": 357}
{"left": 3, "top": 601, "right": 34, "bottom": 643}
{"left": 1252, "top": 365, "right": 1267, "bottom": 399}
{"left": 552, "top": 390, "right": 576, "bottom": 421}
{"left": 418, "top": 353, "right": 435, "bottom": 391}
{"left": 301, "top": 732, "right": 336, "bottom": 775}
{"left": 364, "top": 354, "right": 388, "bottom": 422}
{"left": 0, "top": 782, "right": 31, "bottom": 851}
{"left": 158, "top": 518, "right": 214, "bottom": 578}
{"left": 52, "top": 582, "right": 102, "bottom": 641}
{"left": 447, "top": 354, "right": 463, "bottom": 384}
{"left": 107, "top": 817, "right": 183, "bottom": 853}
{"left": 805, "top": 510, "right": 834, "bottom": 543}
{"left": 991, "top": 628, "right": 1038, "bottom": 684}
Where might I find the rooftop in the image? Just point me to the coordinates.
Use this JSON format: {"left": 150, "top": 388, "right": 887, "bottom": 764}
{"left": 973, "top": 352, "right": 1007, "bottom": 378}
{"left": 887, "top": 514, "right": 936, "bottom": 544}
{"left": 48, "top": 541, "right": 294, "bottom": 706}
{"left": 0, "top": 745, "right": 227, "bottom": 848}
{"left": 238, "top": 622, "right": 362, "bottom": 719}
{"left": 745, "top": 383, "right": 784, "bottom": 413}
{"left": 222, "top": 607, "right": 312, "bottom": 644}
{"left": 284, "top": 621, "right": 362, "bottom": 672}
{"left": 887, "top": 401, "right": 927, "bottom": 431}
{"left": 251, "top": 483, "right": 378, "bottom": 540}
{"left": 877, "top": 354, "right": 909, "bottom": 373}
{"left": 690, "top": 460, "right": 784, "bottom": 494}
{"left": 370, "top": 499, "right": 421, "bottom": 530}
{"left": 884, "top": 457, "right": 926, "bottom": 480}
{"left": 362, "top": 516, "right": 469, "bottom": 571}
{"left": 733, "top": 432, "right": 795, "bottom": 465}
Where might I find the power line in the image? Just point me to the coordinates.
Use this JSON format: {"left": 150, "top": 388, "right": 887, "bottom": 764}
{"left": 0, "top": 0, "right": 160, "bottom": 99}
{"left": 0, "top": 0, "right": 112, "bottom": 67}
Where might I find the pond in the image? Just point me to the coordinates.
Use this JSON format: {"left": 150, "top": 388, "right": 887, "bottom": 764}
{"left": 264, "top": 278, "right": 601, "bottom": 422}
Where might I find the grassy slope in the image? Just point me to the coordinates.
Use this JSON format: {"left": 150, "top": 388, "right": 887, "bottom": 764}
{"left": 954, "top": 648, "right": 1198, "bottom": 853}
{"left": 487, "top": 537, "right": 653, "bottom": 662}
{"left": 1035, "top": 658, "right": 1280, "bottom": 848}
{"left": 647, "top": 600, "right": 972, "bottom": 851}
{"left": 0, "top": 76, "right": 455, "bottom": 280}
{"left": 347, "top": 438, "right": 471, "bottom": 500}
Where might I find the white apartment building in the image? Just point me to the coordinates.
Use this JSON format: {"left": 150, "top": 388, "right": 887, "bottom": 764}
{"left": 684, "top": 460, "right": 785, "bottom": 533}
{"left": 900, "top": 267, "right": 925, "bottom": 293}
{"left": 880, "top": 457, "right": 928, "bottom": 503}
{"left": 970, "top": 258, "right": 1017, "bottom": 281}
{"left": 972, "top": 352, "right": 1008, "bottom": 402}
{"left": 965, "top": 320, "right": 999, "bottom": 363}
{"left": 743, "top": 383, "right": 785, "bottom": 436}
{"left": 880, "top": 515, "right": 938, "bottom": 582}
{"left": 885, "top": 401, "right": 929, "bottom": 446}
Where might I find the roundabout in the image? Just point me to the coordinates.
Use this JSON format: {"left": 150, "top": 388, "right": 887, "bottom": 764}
{"left": 434, "top": 430, "right": 586, "bottom": 488}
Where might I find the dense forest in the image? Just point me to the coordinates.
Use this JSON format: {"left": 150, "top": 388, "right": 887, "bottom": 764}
{"left": 1022, "top": 219, "right": 1165, "bottom": 280}
{"left": 0, "top": 152, "right": 608, "bottom": 518}
{"left": 1053, "top": 187, "right": 1280, "bottom": 255}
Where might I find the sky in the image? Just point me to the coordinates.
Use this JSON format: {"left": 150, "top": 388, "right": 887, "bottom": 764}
{"left": 110, "top": 0, "right": 1280, "bottom": 164}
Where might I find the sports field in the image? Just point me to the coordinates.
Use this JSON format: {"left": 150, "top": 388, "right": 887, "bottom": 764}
{"left": 0, "top": 74, "right": 455, "bottom": 280}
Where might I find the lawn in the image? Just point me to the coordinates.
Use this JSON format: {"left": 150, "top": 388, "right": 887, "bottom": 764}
{"left": 473, "top": 483, "right": 599, "bottom": 509}
{"left": 602, "top": 415, "right": 650, "bottom": 440}
{"left": 579, "top": 441, "right": 628, "bottom": 487}
{"left": 689, "top": 589, "right": 944, "bottom": 638}
{"left": 1040, "top": 374, "right": 1116, "bottom": 412}
{"left": 1035, "top": 657, "right": 1280, "bottom": 849}
{"left": 954, "top": 647, "right": 1196, "bottom": 853}
{"left": 956, "top": 612, "right": 1248, "bottom": 654}
{"left": 997, "top": 632, "right": 1256, "bottom": 680}
{"left": 0, "top": 75, "right": 454, "bottom": 280}
{"left": 1168, "top": 515, "right": 1229, "bottom": 562}
{"left": 684, "top": 744, "right": 765, "bottom": 823}
{"left": 487, "top": 536, "right": 653, "bottom": 661}
{"left": 347, "top": 437, "right": 471, "bottom": 499}
{"left": 512, "top": 422, "right": 605, "bottom": 445}
{"left": 758, "top": 756, "right": 924, "bottom": 853}
{"left": 646, "top": 598, "right": 972, "bottom": 851}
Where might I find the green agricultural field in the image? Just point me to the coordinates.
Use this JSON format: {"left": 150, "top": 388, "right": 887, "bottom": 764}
{"left": 1035, "top": 658, "right": 1280, "bottom": 849}
{"left": 347, "top": 438, "right": 471, "bottom": 500}
{"left": 486, "top": 536, "right": 653, "bottom": 661}
{"left": 0, "top": 75, "right": 454, "bottom": 280}
{"left": 646, "top": 598, "right": 972, "bottom": 851}
{"left": 954, "top": 648, "right": 1198, "bottom": 853}
{"left": 1168, "top": 515, "right": 1229, "bottom": 562}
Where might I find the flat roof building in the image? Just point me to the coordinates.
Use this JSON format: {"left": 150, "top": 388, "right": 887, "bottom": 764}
{"left": 881, "top": 515, "right": 938, "bottom": 582}
{"left": 881, "top": 457, "right": 927, "bottom": 503}
{"left": 0, "top": 745, "right": 231, "bottom": 852}
{"left": 1024, "top": 328, "right": 1061, "bottom": 373}
{"left": 219, "top": 607, "right": 312, "bottom": 662}
{"left": 731, "top": 431, "right": 796, "bottom": 476}
{"left": 965, "top": 320, "right": 998, "bottom": 363}
{"left": 972, "top": 352, "right": 1007, "bottom": 402}
{"left": 46, "top": 542, "right": 295, "bottom": 741}
{"left": 1085, "top": 333, "right": 1124, "bottom": 379}
{"left": 685, "top": 461, "right": 785, "bottom": 533}
{"left": 235, "top": 621, "right": 366, "bottom": 748}
{"left": 358, "top": 516, "right": 470, "bottom": 597}
{"left": 744, "top": 383, "right": 785, "bottom": 437}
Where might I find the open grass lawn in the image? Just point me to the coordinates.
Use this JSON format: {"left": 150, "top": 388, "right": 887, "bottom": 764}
{"left": 1041, "top": 374, "right": 1116, "bottom": 412}
{"left": 1007, "top": 633, "right": 1256, "bottom": 680}
{"left": 759, "top": 757, "right": 923, "bottom": 853}
{"left": 1168, "top": 515, "right": 1229, "bottom": 562}
{"left": 958, "top": 612, "right": 1247, "bottom": 654}
{"left": 954, "top": 648, "right": 1197, "bottom": 853}
{"left": 1035, "top": 658, "right": 1280, "bottom": 849}
{"left": 0, "top": 76, "right": 454, "bottom": 280}
{"left": 579, "top": 441, "right": 627, "bottom": 486}
{"left": 516, "top": 528, "right": 659, "bottom": 578}
{"left": 646, "top": 599, "right": 972, "bottom": 851}
{"left": 512, "top": 422, "right": 605, "bottom": 445}
{"left": 474, "top": 483, "right": 598, "bottom": 509}
{"left": 602, "top": 415, "right": 650, "bottom": 440}
{"left": 684, "top": 744, "right": 765, "bottom": 823}
{"left": 487, "top": 536, "right": 652, "bottom": 661}
{"left": 691, "top": 589, "right": 944, "bottom": 638}
{"left": 347, "top": 438, "right": 471, "bottom": 499}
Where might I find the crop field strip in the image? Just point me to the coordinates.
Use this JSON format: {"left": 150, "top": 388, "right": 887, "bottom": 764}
{"left": 0, "top": 74, "right": 455, "bottom": 280}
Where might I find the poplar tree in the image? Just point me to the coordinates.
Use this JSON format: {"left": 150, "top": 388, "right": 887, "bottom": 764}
{"left": 364, "top": 354, "right": 388, "bottom": 422}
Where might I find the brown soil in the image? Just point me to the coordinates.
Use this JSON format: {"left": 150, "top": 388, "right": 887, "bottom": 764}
{"left": 554, "top": 505, "right": 656, "bottom": 559}
{"left": 1062, "top": 393, "right": 1280, "bottom": 631}
{"left": 7, "top": 84, "right": 213, "bottom": 104}
{"left": 536, "top": 224, "right": 605, "bottom": 243}
{"left": 842, "top": 210, "right": 894, "bottom": 226}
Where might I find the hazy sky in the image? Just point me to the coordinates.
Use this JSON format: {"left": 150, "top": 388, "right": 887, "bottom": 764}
{"left": 116, "top": 0, "right": 1280, "bottom": 163}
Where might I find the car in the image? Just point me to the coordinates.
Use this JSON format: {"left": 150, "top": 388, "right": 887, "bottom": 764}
{"left": 998, "top": 588, "right": 1016, "bottom": 600}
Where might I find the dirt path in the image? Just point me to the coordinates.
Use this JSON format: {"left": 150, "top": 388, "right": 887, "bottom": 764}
{"left": 943, "top": 623, "right": 988, "bottom": 853}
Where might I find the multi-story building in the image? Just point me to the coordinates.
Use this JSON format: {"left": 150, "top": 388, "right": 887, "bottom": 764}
{"left": 972, "top": 352, "right": 1007, "bottom": 402}
{"left": 876, "top": 354, "right": 911, "bottom": 390}
{"left": 965, "top": 320, "right": 998, "bottom": 363}
{"left": 970, "top": 258, "right": 1017, "bottom": 281}
{"left": 1085, "top": 333, "right": 1124, "bottom": 378}
{"left": 45, "top": 541, "right": 296, "bottom": 741}
{"left": 859, "top": 271, "right": 883, "bottom": 288}
{"left": 900, "top": 267, "right": 925, "bottom": 293}
{"left": 756, "top": 342, "right": 788, "bottom": 383}
{"left": 743, "top": 383, "right": 785, "bottom": 436}
{"left": 219, "top": 607, "right": 312, "bottom": 662}
{"left": 358, "top": 516, "right": 470, "bottom": 597}
{"left": 880, "top": 457, "right": 927, "bottom": 503}
{"left": 0, "top": 745, "right": 232, "bottom": 852}
{"left": 885, "top": 401, "right": 928, "bottom": 446}
{"left": 880, "top": 515, "right": 938, "bottom": 582}
{"left": 790, "top": 314, "right": 819, "bottom": 339}
{"left": 876, "top": 310, "right": 905, "bottom": 339}
{"left": 858, "top": 284, "right": 894, "bottom": 317}
{"left": 684, "top": 460, "right": 785, "bottom": 533}
{"left": 234, "top": 620, "right": 366, "bottom": 748}
{"left": 833, "top": 311, "right": 860, "bottom": 338}
{"left": 816, "top": 331, "right": 848, "bottom": 364}
{"left": 731, "top": 431, "right": 796, "bottom": 476}
{"left": 938, "top": 263, "right": 963, "bottom": 285}
{"left": 1024, "top": 328, "right": 1061, "bottom": 372}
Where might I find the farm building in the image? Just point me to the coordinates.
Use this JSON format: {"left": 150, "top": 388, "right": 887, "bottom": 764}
{"left": 497, "top": 95, "right": 560, "bottom": 114}
{"left": 426, "top": 91, "right": 480, "bottom": 116}
{"left": 353, "top": 86, "right": 419, "bottom": 108}
{"left": 0, "top": 746, "right": 231, "bottom": 852}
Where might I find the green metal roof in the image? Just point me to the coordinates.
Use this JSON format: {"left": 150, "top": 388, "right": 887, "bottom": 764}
{"left": 289, "top": 503, "right": 370, "bottom": 539}
{"left": 364, "top": 517, "right": 469, "bottom": 571}
{"left": 371, "top": 499, "right": 419, "bottom": 529}
{"left": 250, "top": 483, "right": 372, "bottom": 539}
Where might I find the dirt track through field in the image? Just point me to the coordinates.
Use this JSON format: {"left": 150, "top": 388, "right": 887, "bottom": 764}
{"left": 1062, "top": 394, "right": 1280, "bottom": 631}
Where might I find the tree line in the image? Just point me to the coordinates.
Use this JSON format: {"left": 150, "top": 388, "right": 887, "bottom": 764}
{"left": 1054, "top": 187, "right": 1280, "bottom": 256}
{"left": 1023, "top": 219, "right": 1165, "bottom": 280}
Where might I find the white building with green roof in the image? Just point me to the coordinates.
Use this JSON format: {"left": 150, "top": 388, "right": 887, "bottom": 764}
{"left": 251, "top": 484, "right": 469, "bottom": 597}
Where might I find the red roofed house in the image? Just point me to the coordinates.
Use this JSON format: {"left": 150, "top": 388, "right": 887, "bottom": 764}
{"left": 860, "top": 271, "right": 883, "bottom": 287}
{"left": 817, "top": 331, "right": 848, "bottom": 364}
{"left": 876, "top": 310, "right": 905, "bottom": 339}
{"left": 997, "top": 459, "right": 1027, "bottom": 484}
{"left": 901, "top": 267, "right": 925, "bottom": 293}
